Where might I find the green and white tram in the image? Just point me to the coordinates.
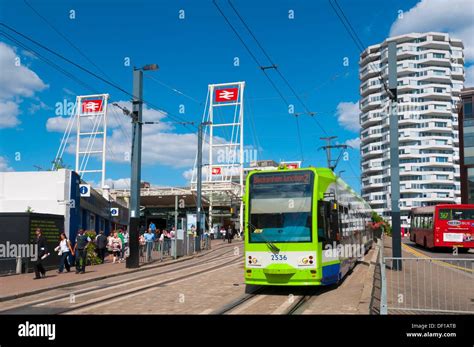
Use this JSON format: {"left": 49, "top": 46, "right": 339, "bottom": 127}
{"left": 244, "top": 167, "right": 373, "bottom": 287}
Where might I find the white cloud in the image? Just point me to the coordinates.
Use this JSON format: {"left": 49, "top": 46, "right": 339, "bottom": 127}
{"left": 0, "top": 42, "right": 48, "bottom": 99}
{"left": 0, "top": 156, "right": 14, "bottom": 172}
{"left": 28, "top": 101, "right": 51, "bottom": 114}
{"left": 465, "top": 65, "right": 474, "bottom": 87}
{"left": 0, "top": 41, "right": 48, "bottom": 128}
{"left": 335, "top": 101, "right": 360, "bottom": 132}
{"left": 389, "top": 0, "right": 474, "bottom": 60}
{"left": 49, "top": 102, "right": 204, "bottom": 169}
{"left": 182, "top": 168, "right": 194, "bottom": 181}
{"left": 345, "top": 137, "right": 361, "bottom": 149}
{"left": 104, "top": 178, "right": 130, "bottom": 190}
{"left": 0, "top": 101, "right": 20, "bottom": 128}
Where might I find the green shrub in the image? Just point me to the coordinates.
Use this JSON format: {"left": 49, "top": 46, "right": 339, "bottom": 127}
{"left": 84, "top": 230, "right": 101, "bottom": 265}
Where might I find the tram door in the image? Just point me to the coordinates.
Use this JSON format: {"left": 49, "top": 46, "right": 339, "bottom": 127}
{"left": 318, "top": 200, "right": 340, "bottom": 245}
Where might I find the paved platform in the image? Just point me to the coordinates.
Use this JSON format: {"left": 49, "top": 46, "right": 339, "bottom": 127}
{"left": 302, "top": 244, "right": 379, "bottom": 314}
{"left": 0, "top": 239, "right": 235, "bottom": 302}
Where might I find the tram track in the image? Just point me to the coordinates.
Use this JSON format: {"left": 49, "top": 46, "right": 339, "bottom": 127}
{"left": 62, "top": 256, "right": 243, "bottom": 315}
{"left": 0, "top": 243, "right": 243, "bottom": 314}
{"left": 214, "top": 286, "right": 327, "bottom": 315}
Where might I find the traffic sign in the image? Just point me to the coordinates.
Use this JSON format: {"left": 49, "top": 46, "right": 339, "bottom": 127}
{"left": 215, "top": 88, "right": 238, "bottom": 102}
{"left": 211, "top": 167, "right": 222, "bottom": 175}
{"left": 79, "top": 184, "right": 90, "bottom": 197}
{"left": 110, "top": 207, "right": 119, "bottom": 217}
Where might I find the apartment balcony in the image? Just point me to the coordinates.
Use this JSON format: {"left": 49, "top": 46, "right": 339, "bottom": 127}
{"left": 361, "top": 148, "right": 384, "bottom": 160}
{"left": 360, "top": 111, "right": 382, "bottom": 127}
{"left": 419, "top": 139, "right": 453, "bottom": 148}
{"left": 418, "top": 88, "right": 452, "bottom": 101}
{"left": 359, "top": 50, "right": 380, "bottom": 66}
{"left": 419, "top": 104, "right": 452, "bottom": 116}
{"left": 417, "top": 70, "right": 452, "bottom": 83}
{"left": 360, "top": 82, "right": 382, "bottom": 97}
{"left": 360, "top": 65, "right": 381, "bottom": 81}
{"left": 417, "top": 38, "right": 451, "bottom": 50}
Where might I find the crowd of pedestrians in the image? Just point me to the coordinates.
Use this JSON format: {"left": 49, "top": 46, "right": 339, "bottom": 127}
{"left": 32, "top": 221, "right": 242, "bottom": 280}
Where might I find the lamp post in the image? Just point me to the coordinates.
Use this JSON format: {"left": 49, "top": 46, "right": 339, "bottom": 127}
{"left": 126, "top": 64, "right": 158, "bottom": 269}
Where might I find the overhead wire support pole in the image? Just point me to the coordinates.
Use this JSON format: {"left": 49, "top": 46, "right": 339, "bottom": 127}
{"left": 126, "top": 68, "right": 143, "bottom": 269}
{"left": 196, "top": 121, "right": 212, "bottom": 253}
{"left": 387, "top": 42, "right": 402, "bottom": 270}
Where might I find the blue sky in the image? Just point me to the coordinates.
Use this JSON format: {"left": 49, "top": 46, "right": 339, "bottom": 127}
{"left": 0, "top": 0, "right": 472, "bottom": 192}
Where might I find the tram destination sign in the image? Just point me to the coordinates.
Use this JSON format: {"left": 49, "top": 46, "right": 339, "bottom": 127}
{"left": 252, "top": 172, "right": 311, "bottom": 185}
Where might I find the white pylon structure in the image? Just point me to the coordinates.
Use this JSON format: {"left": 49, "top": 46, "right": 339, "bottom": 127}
{"left": 75, "top": 94, "right": 109, "bottom": 188}
{"left": 53, "top": 94, "right": 109, "bottom": 188}
{"left": 191, "top": 82, "right": 245, "bottom": 233}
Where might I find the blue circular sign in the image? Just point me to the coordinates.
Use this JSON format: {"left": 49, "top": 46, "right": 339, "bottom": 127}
{"left": 80, "top": 186, "right": 88, "bottom": 194}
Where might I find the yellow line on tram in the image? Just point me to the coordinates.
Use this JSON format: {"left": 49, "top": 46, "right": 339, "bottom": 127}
{"left": 402, "top": 243, "right": 474, "bottom": 273}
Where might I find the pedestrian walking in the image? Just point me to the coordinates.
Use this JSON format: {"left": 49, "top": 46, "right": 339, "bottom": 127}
{"left": 33, "top": 228, "right": 49, "bottom": 279}
{"left": 55, "top": 232, "right": 74, "bottom": 273}
{"left": 95, "top": 230, "right": 107, "bottom": 264}
{"left": 149, "top": 221, "right": 156, "bottom": 233}
{"left": 74, "top": 229, "right": 91, "bottom": 274}
{"left": 221, "top": 226, "right": 226, "bottom": 242}
{"left": 121, "top": 229, "right": 129, "bottom": 260}
{"left": 227, "top": 226, "right": 233, "bottom": 244}
{"left": 110, "top": 231, "right": 122, "bottom": 263}
{"left": 144, "top": 229, "right": 155, "bottom": 261}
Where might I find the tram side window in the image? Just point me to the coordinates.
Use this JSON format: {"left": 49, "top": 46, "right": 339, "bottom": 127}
{"left": 318, "top": 201, "right": 336, "bottom": 243}
{"left": 318, "top": 201, "right": 328, "bottom": 242}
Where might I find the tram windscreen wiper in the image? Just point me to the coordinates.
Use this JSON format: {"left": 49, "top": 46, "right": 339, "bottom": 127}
{"left": 247, "top": 222, "right": 280, "bottom": 253}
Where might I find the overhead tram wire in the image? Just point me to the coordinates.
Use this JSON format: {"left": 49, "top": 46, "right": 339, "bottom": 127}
{"left": 22, "top": 1, "right": 134, "bottom": 151}
{"left": 212, "top": 0, "right": 305, "bottom": 162}
{"left": 0, "top": 31, "right": 133, "bottom": 187}
{"left": 0, "top": 23, "right": 202, "bottom": 134}
{"left": 328, "top": 0, "right": 390, "bottom": 93}
{"left": 145, "top": 75, "right": 203, "bottom": 106}
{"left": 1, "top": 23, "right": 216, "bottom": 155}
{"left": 227, "top": 0, "right": 328, "bottom": 137}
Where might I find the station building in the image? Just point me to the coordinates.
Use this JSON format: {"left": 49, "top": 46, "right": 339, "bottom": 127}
{"left": 0, "top": 169, "right": 128, "bottom": 242}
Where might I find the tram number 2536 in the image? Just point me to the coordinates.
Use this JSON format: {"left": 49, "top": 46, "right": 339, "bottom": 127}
{"left": 271, "top": 254, "right": 288, "bottom": 261}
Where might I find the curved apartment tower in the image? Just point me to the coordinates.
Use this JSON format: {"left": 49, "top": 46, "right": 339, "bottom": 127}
{"left": 359, "top": 32, "right": 463, "bottom": 228}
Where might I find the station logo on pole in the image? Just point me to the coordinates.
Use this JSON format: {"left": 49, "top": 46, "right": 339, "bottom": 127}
{"left": 215, "top": 88, "right": 239, "bottom": 102}
{"left": 281, "top": 161, "right": 301, "bottom": 170}
{"left": 211, "top": 167, "right": 222, "bottom": 175}
{"left": 81, "top": 99, "right": 104, "bottom": 114}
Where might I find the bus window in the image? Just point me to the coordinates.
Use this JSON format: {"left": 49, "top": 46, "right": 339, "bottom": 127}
{"left": 439, "top": 208, "right": 474, "bottom": 220}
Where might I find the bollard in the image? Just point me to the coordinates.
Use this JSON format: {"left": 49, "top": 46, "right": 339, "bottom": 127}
{"left": 16, "top": 256, "right": 22, "bottom": 274}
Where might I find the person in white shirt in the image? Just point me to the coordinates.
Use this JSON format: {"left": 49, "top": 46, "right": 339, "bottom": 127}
{"left": 55, "top": 232, "right": 74, "bottom": 273}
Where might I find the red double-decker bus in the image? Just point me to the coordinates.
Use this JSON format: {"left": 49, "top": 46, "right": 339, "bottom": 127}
{"left": 409, "top": 204, "right": 474, "bottom": 251}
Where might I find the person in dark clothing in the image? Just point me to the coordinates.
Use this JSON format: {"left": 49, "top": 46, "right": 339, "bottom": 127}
{"left": 74, "top": 229, "right": 91, "bottom": 274}
{"left": 227, "top": 226, "right": 234, "bottom": 244}
{"left": 34, "top": 228, "right": 48, "bottom": 279}
{"left": 95, "top": 230, "right": 107, "bottom": 264}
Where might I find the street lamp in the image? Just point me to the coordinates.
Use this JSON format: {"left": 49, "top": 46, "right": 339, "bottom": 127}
{"left": 126, "top": 63, "right": 158, "bottom": 269}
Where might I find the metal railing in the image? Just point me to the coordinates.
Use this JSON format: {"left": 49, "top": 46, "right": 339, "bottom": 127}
{"left": 380, "top": 247, "right": 473, "bottom": 314}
